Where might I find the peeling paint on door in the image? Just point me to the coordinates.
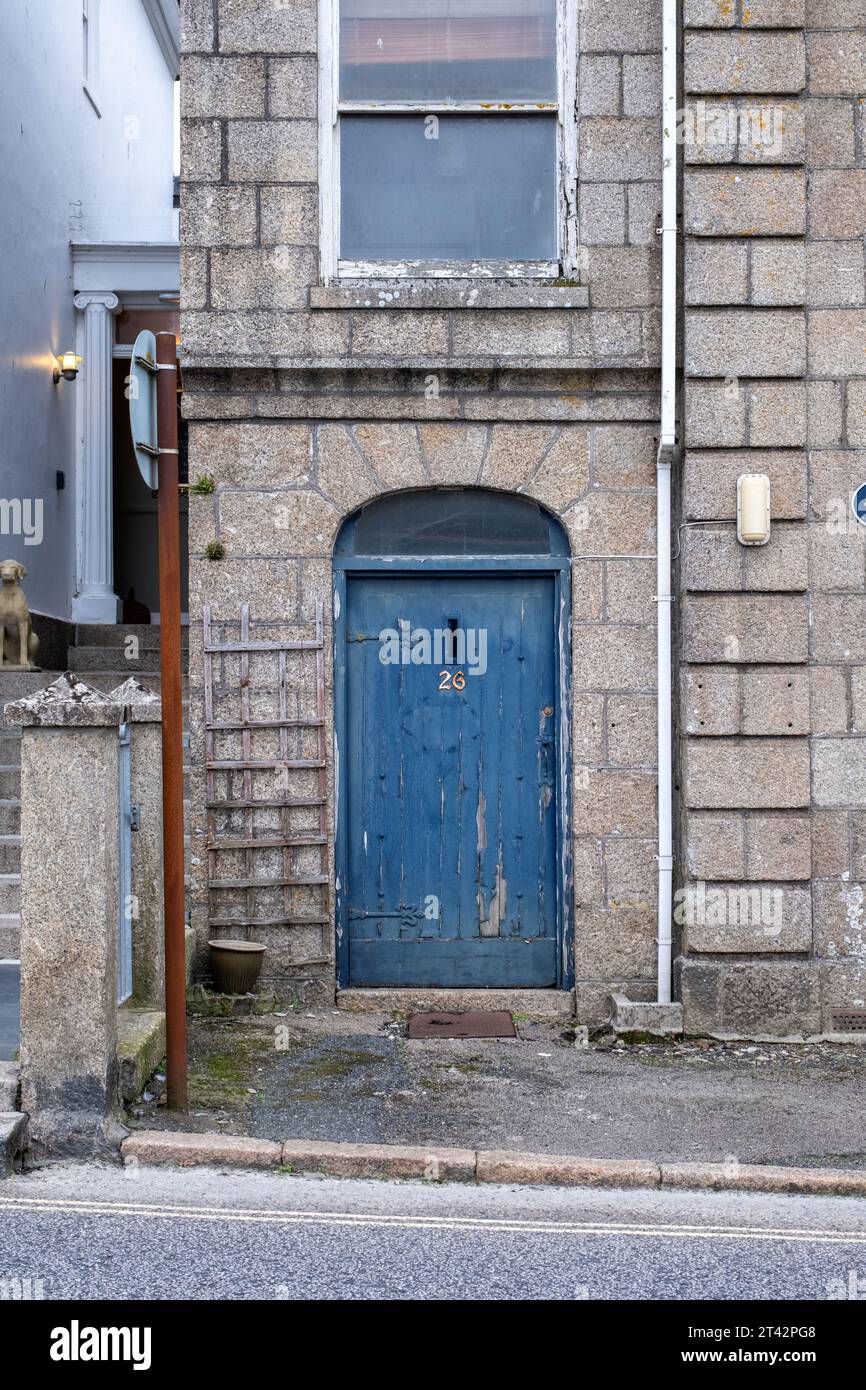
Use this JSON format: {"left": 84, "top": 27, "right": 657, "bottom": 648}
{"left": 476, "top": 786, "right": 488, "bottom": 852}
{"left": 478, "top": 860, "right": 507, "bottom": 938}
{"left": 343, "top": 573, "right": 560, "bottom": 987}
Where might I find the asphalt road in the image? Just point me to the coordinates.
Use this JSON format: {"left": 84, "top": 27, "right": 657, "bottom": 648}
{"left": 1, "top": 1163, "right": 866, "bottom": 1301}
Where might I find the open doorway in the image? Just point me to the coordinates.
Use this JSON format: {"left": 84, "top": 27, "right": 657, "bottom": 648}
{"left": 112, "top": 305, "right": 188, "bottom": 620}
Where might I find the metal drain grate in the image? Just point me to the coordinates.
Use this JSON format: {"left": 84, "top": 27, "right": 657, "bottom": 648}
{"left": 831, "top": 1010, "right": 866, "bottom": 1033}
{"left": 407, "top": 1010, "right": 516, "bottom": 1039}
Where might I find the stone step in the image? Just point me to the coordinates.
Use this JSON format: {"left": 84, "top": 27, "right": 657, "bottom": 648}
{"left": 0, "top": 768, "right": 19, "bottom": 799}
{"left": 0, "top": 877, "right": 20, "bottom": 916}
{"left": 68, "top": 647, "right": 166, "bottom": 674}
{"left": 0, "top": 732, "right": 21, "bottom": 764}
{"left": 75, "top": 624, "right": 188, "bottom": 651}
{"left": 0, "top": 1063, "right": 19, "bottom": 1112}
{"left": 338, "top": 987, "right": 575, "bottom": 1020}
{"left": 117, "top": 1008, "right": 166, "bottom": 1104}
{"left": 0, "top": 838, "right": 20, "bottom": 874}
{"left": 0, "top": 915, "right": 19, "bottom": 960}
{"left": 0, "top": 670, "right": 65, "bottom": 701}
{"left": 0, "top": 1113, "right": 27, "bottom": 1176}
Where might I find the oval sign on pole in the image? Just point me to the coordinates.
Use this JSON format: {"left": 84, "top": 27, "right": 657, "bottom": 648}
{"left": 129, "top": 329, "right": 159, "bottom": 490}
{"left": 853, "top": 482, "right": 866, "bottom": 529}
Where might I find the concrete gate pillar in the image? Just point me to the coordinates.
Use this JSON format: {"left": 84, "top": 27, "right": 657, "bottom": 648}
{"left": 4, "top": 674, "right": 163, "bottom": 1157}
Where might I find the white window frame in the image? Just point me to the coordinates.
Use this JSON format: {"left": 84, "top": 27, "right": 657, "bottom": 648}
{"left": 318, "top": 0, "right": 578, "bottom": 283}
{"left": 82, "top": 0, "right": 102, "bottom": 115}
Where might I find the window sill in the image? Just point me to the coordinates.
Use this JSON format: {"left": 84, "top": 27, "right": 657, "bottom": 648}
{"left": 310, "top": 281, "right": 589, "bottom": 311}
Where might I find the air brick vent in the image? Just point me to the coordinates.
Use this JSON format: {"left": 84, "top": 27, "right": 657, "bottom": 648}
{"left": 831, "top": 1010, "right": 866, "bottom": 1034}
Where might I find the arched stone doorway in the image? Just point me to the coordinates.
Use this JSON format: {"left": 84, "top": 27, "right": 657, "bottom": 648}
{"left": 333, "top": 487, "right": 572, "bottom": 990}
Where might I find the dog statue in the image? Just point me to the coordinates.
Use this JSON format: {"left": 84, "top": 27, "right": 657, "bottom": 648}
{"left": 0, "top": 560, "right": 40, "bottom": 670}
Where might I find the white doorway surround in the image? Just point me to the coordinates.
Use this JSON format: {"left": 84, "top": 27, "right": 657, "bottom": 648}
{"left": 71, "top": 243, "right": 179, "bottom": 624}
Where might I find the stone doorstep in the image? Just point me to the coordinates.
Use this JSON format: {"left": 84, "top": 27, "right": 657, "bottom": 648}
{"left": 0, "top": 914, "right": 20, "bottom": 958}
{"left": 0, "top": 1062, "right": 20, "bottom": 1112}
{"left": 0, "top": 1112, "right": 27, "bottom": 1178}
{"left": 116, "top": 1008, "right": 166, "bottom": 1106}
{"left": 337, "top": 987, "right": 575, "bottom": 1021}
{"left": 118, "top": 1131, "right": 866, "bottom": 1198}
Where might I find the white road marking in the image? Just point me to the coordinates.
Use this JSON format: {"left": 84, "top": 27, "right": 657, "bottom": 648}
{"left": 1, "top": 1194, "right": 865, "bottom": 1245}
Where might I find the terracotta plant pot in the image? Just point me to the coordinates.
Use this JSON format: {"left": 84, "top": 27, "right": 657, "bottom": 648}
{"left": 208, "top": 939, "right": 267, "bottom": 994}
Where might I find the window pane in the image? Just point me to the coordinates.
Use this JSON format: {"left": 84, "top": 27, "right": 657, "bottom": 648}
{"left": 339, "top": 0, "right": 557, "bottom": 102}
{"left": 339, "top": 488, "right": 567, "bottom": 556}
{"left": 340, "top": 114, "right": 557, "bottom": 261}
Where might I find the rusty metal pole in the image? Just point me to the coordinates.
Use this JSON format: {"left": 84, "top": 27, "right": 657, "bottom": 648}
{"left": 156, "top": 330, "right": 188, "bottom": 1110}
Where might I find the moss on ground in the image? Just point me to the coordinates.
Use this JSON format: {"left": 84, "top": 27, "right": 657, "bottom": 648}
{"left": 276, "top": 1047, "right": 384, "bottom": 1101}
{"left": 187, "top": 1026, "right": 271, "bottom": 1108}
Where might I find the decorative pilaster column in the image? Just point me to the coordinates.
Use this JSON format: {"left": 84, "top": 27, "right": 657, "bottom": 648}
{"left": 72, "top": 291, "right": 122, "bottom": 623}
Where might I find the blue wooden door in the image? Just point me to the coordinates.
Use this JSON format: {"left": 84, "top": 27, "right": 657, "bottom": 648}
{"left": 344, "top": 573, "right": 559, "bottom": 986}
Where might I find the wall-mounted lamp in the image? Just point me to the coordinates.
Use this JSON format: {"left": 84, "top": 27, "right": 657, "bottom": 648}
{"left": 53, "top": 352, "right": 81, "bottom": 384}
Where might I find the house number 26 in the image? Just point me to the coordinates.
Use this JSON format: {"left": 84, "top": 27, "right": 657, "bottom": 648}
{"left": 438, "top": 669, "right": 466, "bottom": 691}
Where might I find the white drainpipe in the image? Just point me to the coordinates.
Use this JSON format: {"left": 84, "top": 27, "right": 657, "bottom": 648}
{"left": 656, "top": 0, "right": 678, "bottom": 1005}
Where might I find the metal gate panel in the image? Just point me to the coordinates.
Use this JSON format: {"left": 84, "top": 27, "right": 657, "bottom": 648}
{"left": 117, "top": 720, "right": 133, "bottom": 1004}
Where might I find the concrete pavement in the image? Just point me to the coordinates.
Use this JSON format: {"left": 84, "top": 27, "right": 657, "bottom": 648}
{"left": 1, "top": 1163, "right": 866, "bottom": 1300}
{"left": 133, "top": 1011, "right": 866, "bottom": 1171}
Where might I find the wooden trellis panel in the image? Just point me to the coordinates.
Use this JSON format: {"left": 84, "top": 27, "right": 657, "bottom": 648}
{"left": 202, "top": 602, "right": 331, "bottom": 968}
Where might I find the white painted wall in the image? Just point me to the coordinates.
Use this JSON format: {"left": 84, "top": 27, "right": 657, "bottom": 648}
{"left": 0, "top": 0, "right": 177, "bottom": 619}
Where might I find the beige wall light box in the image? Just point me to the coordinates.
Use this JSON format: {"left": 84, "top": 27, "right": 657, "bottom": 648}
{"left": 737, "top": 473, "right": 771, "bottom": 546}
